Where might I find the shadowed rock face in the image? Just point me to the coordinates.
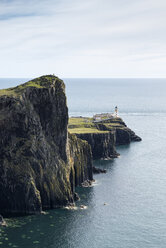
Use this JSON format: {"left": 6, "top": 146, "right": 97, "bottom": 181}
{"left": 76, "top": 132, "right": 119, "bottom": 159}
{"left": 73, "top": 119, "right": 141, "bottom": 160}
{"left": 0, "top": 76, "right": 93, "bottom": 215}
{"left": 68, "top": 133, "right": 93, "bottom": 192}
{"left": 115, "top": 127, "right": 142, "bottom": 145}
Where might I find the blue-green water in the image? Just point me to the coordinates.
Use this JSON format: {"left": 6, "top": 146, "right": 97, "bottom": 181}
{"left": 0, "top": 78, "right": 166, "bottom": 248}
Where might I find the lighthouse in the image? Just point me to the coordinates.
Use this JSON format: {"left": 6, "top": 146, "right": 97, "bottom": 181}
{"left": 115, "top": 106, "right": 118, "bottom": 117}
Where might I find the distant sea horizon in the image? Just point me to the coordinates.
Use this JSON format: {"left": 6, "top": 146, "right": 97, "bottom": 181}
{"left": 0, "top": 77, "right": 166, "bottom": 116}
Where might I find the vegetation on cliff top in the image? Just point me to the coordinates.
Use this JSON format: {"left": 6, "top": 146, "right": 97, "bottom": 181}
{"left": 0, "top": 75, "right": 64, "bottom": 97}
{"left": 68, "top": 117, "right": 106, "bottom": 134}
{"left": 68, "top": 117, "right": 125, "bottom": 134}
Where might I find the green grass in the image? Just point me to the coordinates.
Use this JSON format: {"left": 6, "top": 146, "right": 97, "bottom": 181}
{"left": 69, "top": 128, "right": 109, "bottom": 134}
{"left": 68, "top": 117, "right": 107, "bottom": 134}
{"left": 104, "top": 123, "right": 123, "bottom": 128}
{"left": 0, "top": 75, "right": 61, "bottom": 97}
{"left": 69, "top": 117, "right": 93, "bottom": 125}
{"left": 68, "top": 117, "right": 125, "bottom": 134}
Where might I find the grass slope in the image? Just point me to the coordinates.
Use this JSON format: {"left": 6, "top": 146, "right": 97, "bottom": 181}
{"left": 68, "top": 117, "right": 124, "bottom": 134}
{"left": 0, "top": 75, "right": 62, "bottom": 97}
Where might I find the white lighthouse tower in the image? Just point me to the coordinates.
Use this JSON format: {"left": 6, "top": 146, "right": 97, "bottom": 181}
{"left": 115, "top": 106, "right": 118, "bottom": 117}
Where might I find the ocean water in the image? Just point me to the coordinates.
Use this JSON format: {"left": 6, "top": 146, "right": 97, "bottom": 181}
{"left": 0, "top": 78, "right": 166, "bottom": 248}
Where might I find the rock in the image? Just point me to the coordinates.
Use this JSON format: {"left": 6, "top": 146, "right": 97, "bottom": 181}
{"left": 74, "top": 117, "right": 141, "bottom": 160}
{"left": 115, "top": 126, "right": 142, "bottom": 146}
{"left": 41, "top": 211, "right": 47, "bottom": 215}
{"left": 73, "top": 192, "right": 80, "bottom": 201}
{"left": 76, "top": 132, "right": 119, "bottom": 160}
{"left": 0, "top": 214, "right": 7, "bottom": 226}
{"left": 68, "top": 133, "right": 93, "bottom": 191}
{"left": 93, "top": 166, "right": 107, "bottom": 174}
{"left": 64, "top": 203, "right": 76, "bottom": 210}
{"left": 81, "top": 180, "right": 93, "bottom": 187}
{"left": 80, "top": 205, "right": 87, "bottom": 209}
{"left": 0, "top": 75, "right": 93, "bottom": 215}
{"left": 0, "top": 76, "right": 141, "bottom": 216}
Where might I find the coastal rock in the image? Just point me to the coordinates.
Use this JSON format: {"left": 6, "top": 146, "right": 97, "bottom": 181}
{"left": 81, "top": 179, "right": 93, "bottom": 187}
{"left": 0, "top": 214, "right": 7, "bottom": 226}
{"left": 0, "top": 75, "right": 93, "bottom": 215}
{"left": 69, "top": 117, "right": 141, "bottom": 160}
{"left": 95, "top": 118, "right": 142, "bottom": 145}
{"left": 68, "top": 133, "right": 93, "bottom": 191}
{"left": 76, "top": 132, "right": 119, "bottom": 160}
{"left": 73, "top": 192, "right": 80, "bottom": 201}
{"left": 116, "top": 127, "right": 142, "bottom": 145}
{"left": 93, "top": 166, "right": 107, "bottom": 174}
{"left": 80, "top": 205, "right": 87, "bottom": 209}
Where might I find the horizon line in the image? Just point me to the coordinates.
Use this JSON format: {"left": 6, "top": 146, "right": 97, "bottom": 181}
{"left": 0, "top": 77, "right": 166, "bottom": 79}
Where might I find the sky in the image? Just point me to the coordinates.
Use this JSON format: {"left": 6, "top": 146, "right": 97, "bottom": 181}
{"left": 0, "top": 0, "right": 166, "bottom": 78}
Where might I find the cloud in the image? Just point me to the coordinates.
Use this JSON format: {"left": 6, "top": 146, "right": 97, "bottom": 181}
{"left": 0, "top": 0, "right": 166, "bottom": 77}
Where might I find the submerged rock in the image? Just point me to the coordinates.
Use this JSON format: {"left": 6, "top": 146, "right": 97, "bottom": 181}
{"left": 93, "top": 167, "right": 107, "bottom": 174}
{"left": 80, "top": 205, "right": 87, "bottom": 209}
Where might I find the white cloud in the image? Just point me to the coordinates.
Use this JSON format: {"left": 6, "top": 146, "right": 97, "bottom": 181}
{"left": 0, "top": 0, "right": 166, "bottom": 77}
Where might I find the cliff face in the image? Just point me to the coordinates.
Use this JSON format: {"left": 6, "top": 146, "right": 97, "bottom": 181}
{"left": 76, "top": 132, "right": 119, "bottom": 159}
{"left": 0, "top": 76, "right": 92, "bottom": 215}
{"left": 68, "top": 117, "right": 141, "bottom": 160}
{"left": 116, "top": 127, "right": 142, "bottom": 145}
{"left": 68, "top": 133, "right": 93, "bottom": 191}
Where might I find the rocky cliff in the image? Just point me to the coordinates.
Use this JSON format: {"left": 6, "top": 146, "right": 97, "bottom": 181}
{"left": 68, "top": 117, "right": 141, "bottom": 160}
{"left": 68, "top": 133, "right": 93, "bottom": 191}
{"left": 115, "top": 127, "right": 141, "bottom": 145}
{"left": 76, "top": 132, "right": 119, "bottom": 159}
{"left": 0, "top": 75, "right": 93, "bottom": 215}
{"left": 95, "top": 119, "right": 142, "bottom": 145}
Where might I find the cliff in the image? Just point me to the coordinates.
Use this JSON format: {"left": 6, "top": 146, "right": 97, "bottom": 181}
{"left": 76, "top": 132, "right": 119, "bottom": 159}
{"left": 94, "top": 118, "right": 141, "bottom": 145}
{"left": 68, "top": 117, "right": 141, "bottom": 159}
{"left": 68, "top": 133, "right": 93, "bottom": 191}
{"left": 0, "top": 75, "right": 92, "bottom": 215}
{"left": 115, "top": 127, "right": 141, "bottom": 145}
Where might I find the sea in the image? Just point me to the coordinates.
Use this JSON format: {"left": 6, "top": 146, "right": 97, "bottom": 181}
{"left": 0, "top": 78, "right": 166, "bottom": 248}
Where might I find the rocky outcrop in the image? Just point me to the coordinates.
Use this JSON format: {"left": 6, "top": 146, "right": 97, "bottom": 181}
{"left": 0, "top": 75, "right": 93, "bottom": 216}
{"left": 93, "top": 167, "right": 107, "bottom": 174}
{"left": 116, "top": 127, "right": 142, "bottom": 145}
{"left": 73, "top": 119, "right": 141, "bottom": 159}
{"left": 75, "top": 132, "right": 119, "bottom": 160}
{"left": 94, "top": 118, "right": 141, "bottom": 146}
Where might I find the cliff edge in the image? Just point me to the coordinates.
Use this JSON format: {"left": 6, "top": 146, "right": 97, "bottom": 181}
{"left": 0, "top": 75, "right": 92, "bottom": 215}
{"left": 68, "top": 117, "right": 141, "bottom": 159}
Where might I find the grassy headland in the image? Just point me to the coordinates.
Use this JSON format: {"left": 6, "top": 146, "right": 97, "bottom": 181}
{"left": 68, "top": 117, "right": 125, "bottom": 134}
{"left": 0, "top": 75, "right": 62, "bottom": 97}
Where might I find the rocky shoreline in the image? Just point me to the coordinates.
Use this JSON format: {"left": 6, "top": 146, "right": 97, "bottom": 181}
{"left": 0, "top": 75, "right": 141, "bottom": 217}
